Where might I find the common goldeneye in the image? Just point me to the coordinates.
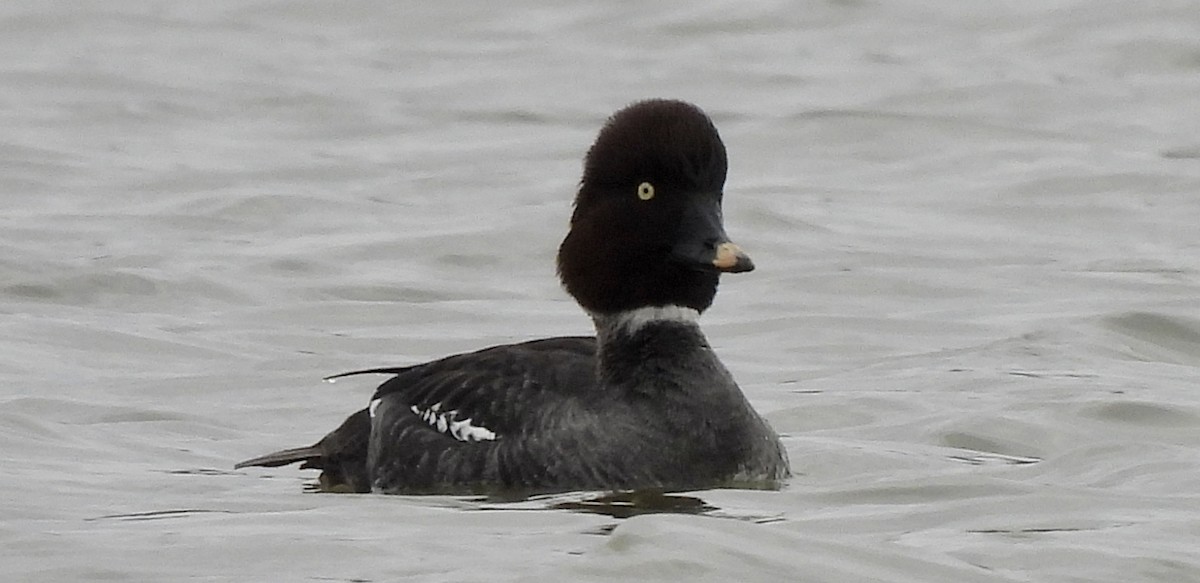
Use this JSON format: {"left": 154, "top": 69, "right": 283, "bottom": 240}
{"left": 236, "top": 99, "right": 790, "bottom": 495}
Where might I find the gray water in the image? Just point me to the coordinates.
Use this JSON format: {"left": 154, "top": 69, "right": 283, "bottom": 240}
{"left": 4, "top": 1, "right": 1200, "bottom": 581}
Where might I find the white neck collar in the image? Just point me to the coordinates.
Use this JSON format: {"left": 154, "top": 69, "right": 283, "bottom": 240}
{"left": 593, "top": 305, "right": 701, "bottom": 336}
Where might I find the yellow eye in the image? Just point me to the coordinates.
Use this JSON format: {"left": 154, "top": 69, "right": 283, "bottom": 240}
{"left": 636, "top": 182, "right": 655, "bottom": 201}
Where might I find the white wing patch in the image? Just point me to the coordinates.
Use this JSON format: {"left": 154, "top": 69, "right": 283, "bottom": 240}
{"left": 409, "top": 403, "right": 497, "bottom": 442}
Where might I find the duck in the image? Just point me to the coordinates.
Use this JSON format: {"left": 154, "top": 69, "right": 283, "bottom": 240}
{"left": 235, "top": 99, "right": 790, "bottom": 495}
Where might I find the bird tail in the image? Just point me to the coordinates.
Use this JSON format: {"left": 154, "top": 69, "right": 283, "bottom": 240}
{"left": 235, "top": 408, "right": 372, "bottom": 492}
{"left": 234, "top": 445, "right": 323, "bottom": 469}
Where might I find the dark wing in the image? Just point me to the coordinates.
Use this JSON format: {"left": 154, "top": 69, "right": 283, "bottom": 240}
{"left": 362, "top": 336, "right": 597, "bottom": 494}
{"left": 237, "top": 335, "right": 596, "bottom": 494}
{"left": 365, "top": 335, "right": 596, "bottom": 438}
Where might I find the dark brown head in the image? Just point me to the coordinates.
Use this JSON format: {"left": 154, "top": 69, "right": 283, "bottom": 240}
{"left": 557, "top": 99, "right": 753, "bottom": 315}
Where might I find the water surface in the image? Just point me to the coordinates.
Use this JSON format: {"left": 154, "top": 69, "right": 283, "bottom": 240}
{"left": 3, "top": 1, "right": 1200, "bottom": 581}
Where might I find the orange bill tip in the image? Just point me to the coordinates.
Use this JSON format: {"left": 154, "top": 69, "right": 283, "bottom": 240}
{"left": 713, "top": 242, "right": 754, "bottom": 273}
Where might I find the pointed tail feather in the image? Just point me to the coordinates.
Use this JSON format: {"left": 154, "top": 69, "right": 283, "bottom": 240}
{"left": 323, "top": 366, "right": 413, "bottom": 382}
{"left": 235, "top": 445, "right": 323, "bottom": 469}
{"left": 236, "top": 408, "right": 372, "bottom": 492}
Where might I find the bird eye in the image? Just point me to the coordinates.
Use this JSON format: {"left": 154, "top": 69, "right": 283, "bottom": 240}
{"left": 636, "top": 182, "right": 655, "bottom": 201}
